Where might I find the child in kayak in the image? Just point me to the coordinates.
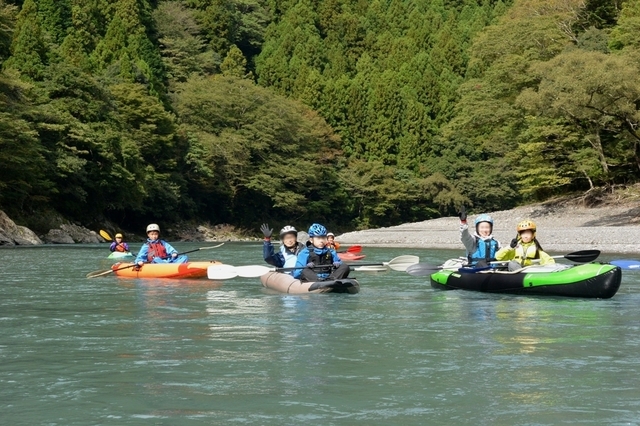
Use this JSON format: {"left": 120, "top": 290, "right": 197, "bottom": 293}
{"left": 294, "top": 223, "right": 350, "bottom": 282}
{"left": 135, "top": 223, "right": 188, "bottom": 266}
{"left": 109, "top": 233, "right": 130, "bottom": 253}
{"left": 459, "top": 206, "right": 501, "bottom": 267}
{"left": 260, "top": 223, "right": 304, "bottom": 273}
{"left": 326, "top": 232, "right": 341, "bottom": 250}
{"left": 495, "top": 219, "right": 555, "bottom": 270}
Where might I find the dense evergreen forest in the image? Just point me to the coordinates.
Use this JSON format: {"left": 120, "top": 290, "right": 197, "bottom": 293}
{"left": 0, "top": 0, "right": 638, "bottom": 233}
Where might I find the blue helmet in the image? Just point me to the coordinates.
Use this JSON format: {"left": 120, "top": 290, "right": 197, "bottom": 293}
{"left": 474, "top": 214, "right": 494, "bottom": 226}
{"left": 308, "top": 223, "right": 327, "bottom": 237}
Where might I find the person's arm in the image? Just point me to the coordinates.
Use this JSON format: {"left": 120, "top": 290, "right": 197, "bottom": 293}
{"left": 293, "top": 250, "right": 309, "bottom": 279}
{"left": 109, "top": 242, "right": 117, "bottom": 252}
{"left": 538, "top": 250, "right": 556, "bottom": 265}
{"left": 162, "top": 241, "right": 177, "bottom": 256}
{"left": 495, "top": 247, "right": 515, "bottom": 262}
{"left": 460, "top": 225, "right": 477, "bottom": 253}
{"left": 263, "top": 240, "right": 285, "bottom": 267}
{"left": 330, "top": 249, "right": 342, "bottom": 264}
{"left": 122, "top": 242, "right": 130, "bottom": 251}
{"left": 135, "top": 244, "right": 148, "bottom": 264}
{"left": 334, "top": 242, "right": 341, "bottom": 250}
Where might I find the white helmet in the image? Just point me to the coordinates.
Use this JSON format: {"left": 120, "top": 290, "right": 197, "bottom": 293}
{"left": 146, "top": 223, "right": 160, "bottom": 233}
{"left": 279, "top": 225, "right": 297, "bottom": 237}
{"left": 327, "top": 232, "right": 335, "bottom": 237}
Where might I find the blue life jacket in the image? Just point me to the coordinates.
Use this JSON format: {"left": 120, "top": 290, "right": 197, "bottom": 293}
{"left": 467, "top": 237, "right": 499, "bottom": 265}
{"left": 280, "top": 244, "right": 299, "bottom": 269}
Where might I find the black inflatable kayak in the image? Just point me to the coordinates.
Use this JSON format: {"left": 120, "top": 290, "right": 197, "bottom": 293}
{"left": 430, "top": 263, "right": 621, "bottom": 298}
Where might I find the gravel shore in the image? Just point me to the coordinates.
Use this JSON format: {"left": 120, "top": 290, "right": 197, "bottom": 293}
{"left": 338, "top": 200, "right": 640, "bottom": 254}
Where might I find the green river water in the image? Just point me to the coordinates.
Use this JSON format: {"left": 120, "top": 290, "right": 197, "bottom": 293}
{"left": 2, "top": 242, "right": 640, "bottom": 425}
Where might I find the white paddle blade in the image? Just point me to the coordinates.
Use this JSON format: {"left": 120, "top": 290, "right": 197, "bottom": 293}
{"left": 385, "top": 255, "right": 420, "bottom": 271}
{"left": 235, "top": 265, "right": 274, "bottom": 278}
{"left": 207, "top": 264, "right": 238, "bottom": 280}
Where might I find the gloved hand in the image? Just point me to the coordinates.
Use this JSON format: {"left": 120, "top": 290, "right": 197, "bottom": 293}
{"left": 333, "top": 262, "right": 341, "bottom": 268}
{"left": 260, "top": 223, "right": 272, "bottom": 239}
{"left": 510, "top": 237, "right": 518, "bottom": 248}
{"left": 306, "top": 262, "right": 315, "bottom": 268}
{"left": 458, "top": 206, "right": 467, "bottom": 223}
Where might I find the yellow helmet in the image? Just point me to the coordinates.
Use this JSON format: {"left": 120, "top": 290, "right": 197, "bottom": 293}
{"left": 115, "top": 233, "right": 123, "bottom": 238}
{"left": 516, "top": 220, "right": 536, "bottom": 233}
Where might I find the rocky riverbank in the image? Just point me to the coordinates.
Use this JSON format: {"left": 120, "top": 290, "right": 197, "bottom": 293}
{"left": 338, "top": 196, "right": 640, "bottom": 254}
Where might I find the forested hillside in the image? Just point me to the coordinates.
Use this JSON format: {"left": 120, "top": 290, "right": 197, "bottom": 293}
{"left": 0, "top": 0, "right": 637, "bottom": 233}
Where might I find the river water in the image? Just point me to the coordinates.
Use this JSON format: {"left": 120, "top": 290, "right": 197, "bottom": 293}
{"left": 2, "top": 243, "right": 640, "bottom": 425}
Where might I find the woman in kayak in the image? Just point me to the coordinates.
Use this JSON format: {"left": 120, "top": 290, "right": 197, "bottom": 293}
{"left": 260, "top": 223, "right": 304, "bottom": 273}
{"left": 326, "top": 232, "right": 341, "bottom": 250}
{"left": 135, "top": 223, "right": 188, "bottom": 267}
{"left": 495, "top": 219, "right": 554, "bottom": 270}
{"left": 458, "top": 207, "right": 501, "bottom": 267}
{"left": 294, "top": 223, "right": 350, "bottom": 282}
{"left": 109, "top": 233, "right": 130, "bottom": 253}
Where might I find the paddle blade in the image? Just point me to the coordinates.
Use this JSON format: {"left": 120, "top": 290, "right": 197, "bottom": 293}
{"left": 405, "top": 263, "right": 441, "bottom": 276}
{"left": 207, "top": 265, "right": 238, "bottom": 280}
{"left": 563, "top": 249, "right": 600, "bottom": 263}
{"left": 346, "top": 245, "right": 362, "bottom": 253}
{"left": 235, "top": 265, "right": 274, "bottom": 278}
{"left": 99, "top": 230, "right": 112, "bottom": 241}
{"left": 386, "top": 255, "right": 420, "bottom": 271}
{"left": 610, "top": 260, "right": 640, "bottom": 270}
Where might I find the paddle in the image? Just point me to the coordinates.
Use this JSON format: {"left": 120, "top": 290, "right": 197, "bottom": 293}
{"left": 207, "top": 255, "right": 419, "bottom": 280}
{"left": 550, "top": 249, "right": 600, "bottom": 263}
{"left": 86, "top": 243, "right": 225, "bottom": 278}
{"left": 609, "top": 260, "right": 640, "bottom": 270}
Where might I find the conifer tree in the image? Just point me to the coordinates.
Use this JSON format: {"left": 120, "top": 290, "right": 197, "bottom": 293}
{"left": 4, "top": 0, "right": 47, "bottom": 80}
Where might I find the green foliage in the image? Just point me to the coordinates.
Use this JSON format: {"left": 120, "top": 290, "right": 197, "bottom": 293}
{"left": 4, "top": 0, "right": 48, "bottom": 79}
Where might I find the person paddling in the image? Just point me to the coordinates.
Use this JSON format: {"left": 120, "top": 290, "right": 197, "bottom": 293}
{"left": 294, "top": 223, "right": 349, "bottom": 282}
{"left": 109, "top": 233, "right": 130, "bottom": 253}
{"left": 459, "top": 207, "right": 501, "bottom": 267}
{"left": 260, "top": 224, "right": 304, "bottom": 274}
{"left": 495, "top": 219, "right": 554, "bottom": 270}
{"left": 135, "top": 223, "right": 188, "bottom": 267}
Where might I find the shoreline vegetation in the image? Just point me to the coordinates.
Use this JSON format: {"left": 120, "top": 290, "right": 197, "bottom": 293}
{"left": 2, "top": 189, "right": 640, "bottom": 254}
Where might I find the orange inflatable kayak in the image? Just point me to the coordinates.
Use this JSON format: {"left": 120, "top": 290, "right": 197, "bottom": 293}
{"left": 337, "top": 252, "right": 366, "bottom": 261}
{"left": 111, "top": 261, "right": 222, "bottom": 279}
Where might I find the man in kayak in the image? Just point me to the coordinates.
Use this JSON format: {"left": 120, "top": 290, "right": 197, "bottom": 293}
{"left": 458, "top": 207, "right": 501, "bottom": 267}
{"left": 293, "top": 223, "right": 349, "bottom": 282}
{"left": 109, "top": 233, "right": 130, "bottom": 253}
{"left": 495, "top": 219, "right": 554, "bottom": 270}
{"left": 326, "top": 232, "right": 341, "bottom": 250}
{"left": 260, "top": 223, "right": 304, "bottom": 274}
{"left": 135, "top": 223, "right": 188, "bottom": 267}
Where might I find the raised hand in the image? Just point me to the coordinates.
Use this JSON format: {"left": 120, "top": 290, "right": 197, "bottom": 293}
{"left": 260, "top": 223, "right": 272, "bottom": 239}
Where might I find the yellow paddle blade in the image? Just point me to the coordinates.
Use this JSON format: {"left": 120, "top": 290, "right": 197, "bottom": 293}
{"left": 99, "top": 230, "right": 112, "bottom": 241}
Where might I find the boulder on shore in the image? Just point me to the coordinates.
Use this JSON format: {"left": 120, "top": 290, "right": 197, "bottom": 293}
{"left": 0, "top": 210, "right": 43, "bottom": 245}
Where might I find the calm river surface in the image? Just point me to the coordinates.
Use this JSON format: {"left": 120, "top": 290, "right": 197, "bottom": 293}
{"left": 2, "top": 243, "right": 640, "bottom": 425}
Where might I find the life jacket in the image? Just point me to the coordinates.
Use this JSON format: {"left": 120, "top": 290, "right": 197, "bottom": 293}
{"left": 307, "top": 247, "right": 334, "bottom": 266}
{"left": 280, "top": 242, "right": 304, "bottom": 269}
{"left": 114, "top": 243, "right": 127, "bottom": 252}
{"left": 146, "top": 240, "right": 168, "bottom": 262}
{"left": 514, "top": 241, "right": 540, "bottom": 265}
{"left": 467, "top": 236, "right": 499, "bottom": 265}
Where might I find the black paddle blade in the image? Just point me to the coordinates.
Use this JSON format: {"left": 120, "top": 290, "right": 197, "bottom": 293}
{"left": 405, "top": 263, "right": 442, "bottom": 277}
{"left": 563, "top": 250, "right": 600, "bottom": 263}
